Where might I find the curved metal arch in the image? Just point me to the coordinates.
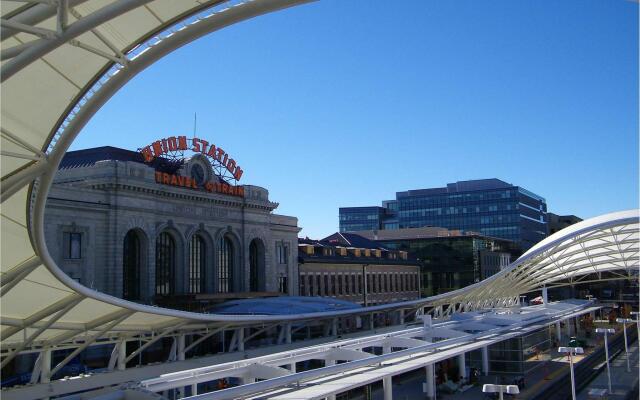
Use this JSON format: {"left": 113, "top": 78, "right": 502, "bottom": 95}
{"left": 0, "top": 0, "right": 638, "bottom": 362}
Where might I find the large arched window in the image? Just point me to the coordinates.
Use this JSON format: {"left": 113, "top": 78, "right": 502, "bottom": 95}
{"left": 249, "top": 239, "right": 265, "bottom": 292}
{"left": 156, "top": 232, "right": 176, "bottom": 295}
{"left": 123, "top": 230, "right": 142, "bottom": 301}
{"left": 218, "top": 235, "right": 234, "bottom": 293}
{"left": 189, "top": 234, "right": 206, "bottom": 293}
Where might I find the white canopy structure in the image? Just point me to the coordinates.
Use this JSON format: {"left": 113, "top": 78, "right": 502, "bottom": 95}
{"left": 1, "top": 0, "right": 638, "bottom": 385}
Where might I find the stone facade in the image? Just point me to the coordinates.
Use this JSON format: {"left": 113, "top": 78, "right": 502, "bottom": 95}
{"left": 44, "top": 148, "right": 300, "bottom": 304}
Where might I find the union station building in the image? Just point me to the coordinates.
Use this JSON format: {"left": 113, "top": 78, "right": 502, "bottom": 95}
{"left": 44, "top": 142, "right": 300, "bottom": 309}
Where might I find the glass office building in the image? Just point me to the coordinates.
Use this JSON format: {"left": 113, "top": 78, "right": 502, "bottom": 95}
{"left": 338, "top": 206, "right": 389, "bottom": 232}
{"left": 339, "top": 179, "right": 548, "bottom": 250}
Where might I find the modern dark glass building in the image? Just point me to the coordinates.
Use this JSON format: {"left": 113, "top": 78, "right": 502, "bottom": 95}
{"left": 338, "top": 206, "right": 389, "bottom": 232}
{"left": 339, "top": 179, "right": 548, "bottom": 250}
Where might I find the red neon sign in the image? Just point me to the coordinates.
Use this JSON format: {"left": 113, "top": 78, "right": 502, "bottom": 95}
{"left": 140, "top": 136, "right": 243, "bottom": 181}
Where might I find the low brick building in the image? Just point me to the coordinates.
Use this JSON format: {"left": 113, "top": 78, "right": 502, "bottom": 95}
{"left": 298, "top": 233, "right": 421, "bottom": 306}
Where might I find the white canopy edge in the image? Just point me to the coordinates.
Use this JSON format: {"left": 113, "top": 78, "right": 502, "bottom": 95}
{"left": 1, "top": 0, "right": 638, "bottom": 357}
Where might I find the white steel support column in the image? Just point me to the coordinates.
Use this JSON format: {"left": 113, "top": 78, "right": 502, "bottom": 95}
{"left": 326, "top": 359, "right": 336, "bottom": 400}
{"left": 286, "top": 322, "right": 294, "bottom": 372}
{"left": 425, "top": 364, "right": 435, "bottom": 400}
{"left": 542, "top": 286, "right": 548, "bottom": 305}
{"left": 458, "top": 353, "right": 467, "bottom": 381}
{"left": 177, "top": 334, "right": 185, "bottom": 361}
{"left": 423, "top": 315, "right": 432, "bottom": 342}
{"left": 481, "top": 346, "right": 489, "bottom": 376}
{"left": 117, "top": 339, "right": 127, "bottom": 370}
{"left": 177, "top": 334, "right": 186, "bottom": 399}
{"left": 383, "top": 376, "right": 393, "bottom": 400}
{"left": 285, "top": 323, "right": 292, "bottom": 344}
{"left": 40, "top": 348, "right": 51, "bottom": 383}
{"left": 237, "top": 328, "right": 245, "bottom": 352}
{"left": 191, "top": 383, "right": 197, "bottom": 396}
{"left": 383, "top": 341, "right": 391, "bottom": 355}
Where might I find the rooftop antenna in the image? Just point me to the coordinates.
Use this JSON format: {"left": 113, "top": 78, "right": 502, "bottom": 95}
{"left": 192, "top": 112, "right": 197, "bottom": 139}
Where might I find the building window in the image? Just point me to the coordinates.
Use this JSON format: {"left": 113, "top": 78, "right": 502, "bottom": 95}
{"left": 249, "top": 239, "right": 265, "bottom": 292}
{"left": 218, "top": 235, "right": 234, "bottom": 293}
{"left": 123, "top": 230, "right": 142, "bottom": 301}
{"left": 278, "top": 276, "right": 288, "bottom": 294}
{"left": 65, "top": 232, "right": 82, "bottom": 259}
{"left": 189, "top": 234, "right": 205, "bottom": 294}
{"left": 300, "top": 274, "right": 306, "bottom": 296}
{"left": 276, "top": 242, "right": 288, "bottom": 264}
{"left": 155, "top": 232, "right": 176, "bottom": 295}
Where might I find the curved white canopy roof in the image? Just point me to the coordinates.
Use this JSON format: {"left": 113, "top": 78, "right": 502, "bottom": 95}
{"left": 1, "top": 0, "right": 638, "bottom": 364}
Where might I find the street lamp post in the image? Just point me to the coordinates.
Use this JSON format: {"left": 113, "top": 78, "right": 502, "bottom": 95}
{"left": 630, "top": 311, "right": 640, "bottom": 368}
{"left": 616, "top": 318, "right": 632, "bottom": 372}
{"left": 482, "top": 384, "right": 519, "bottom": 400}
{"left": 558, "top": 347, "right": 584, "bottom": 400}
{"left": 595, "top": 328, "right": 616, "bottom": 394}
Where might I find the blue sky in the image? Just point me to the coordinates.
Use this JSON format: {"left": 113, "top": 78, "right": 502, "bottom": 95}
{"left": 73, "top": 0, "right": 639, "bottom": 238}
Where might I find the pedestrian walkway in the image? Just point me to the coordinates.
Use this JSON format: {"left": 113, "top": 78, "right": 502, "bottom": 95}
{"left": 577, "top": 339, "right": 639, "bottom": 400}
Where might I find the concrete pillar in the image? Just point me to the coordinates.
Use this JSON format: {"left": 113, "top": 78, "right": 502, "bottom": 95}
{"left": 555, "top": 321, "right": 562, "bottom": 342}
{"left": 383, "top": 376, "right": 393, "bottom": 400}
{"left": 542, "top": 286, "right": 548, "bottom": 305}
{"left": 117, "top": 340, "right": 127, "bottom": 371}
{"left": 564, "top": 319, "right": 571, "bottom": 337}
{"left": 191, "top": 383, "right": 198, "bottom": 396}
{"left": 574, "top": 317, "right": 580, "bottom": 335}
{"left": 458, "top": 353, "right": 467, "bottom": 381}
{"left": 242, "top": 376, "right": 256, "bottom": 385}
{"left": 369, "top": 313, "right": 375, "bottom": 330}
{"left": 289, "top": 362, "right": 296, "bottom": 373}
{"left": 237, "top": 328, "right": 245, "bottom": 352}
{"left": 481, "top": 346, "right": 489, "bottom": 376}
{"left": 40, "top": 349, "right": 51, "bottom": 383}
{"left": 398, "top": 309, "right": 405, "bottom": 325}
{"left": 425, "top": 364, "right": 435, "bottom": 399}
{"left": 331, "top": 318, "right": 338, "bottom": 336}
